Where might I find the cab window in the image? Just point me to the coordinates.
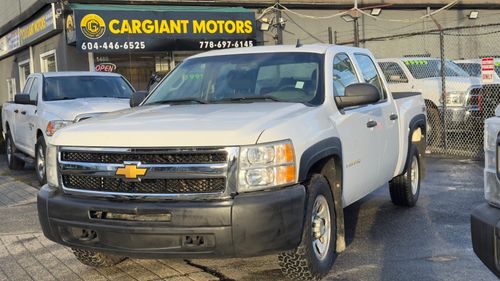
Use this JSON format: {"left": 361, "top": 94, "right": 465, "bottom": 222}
{"left": 333, "top": 53, "right": 358, "bottom": 97}
{"left": 354, "top": 54, "right": 386, "bottom": 100}
{"left": 28, "top": 77, "right": 39, "bottom": 102}
{"left": 378, "top": 62, "right": 408, "bottom": 83}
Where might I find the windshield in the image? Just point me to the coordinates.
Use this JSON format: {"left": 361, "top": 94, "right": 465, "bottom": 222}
{"left": 455, "top": 63, "right": 481, "bottom": 77}
{"left": 43, "top": 76, "right": 134, "bottom": 101}
{"left": 144, "top": 52, "right": 324, "bottom": 106}
{"left": 404, "top": 60, "right": 470, "bottom": 79}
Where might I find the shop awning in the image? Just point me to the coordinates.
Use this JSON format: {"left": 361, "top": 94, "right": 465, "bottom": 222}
{"left": 69, "top": 3, "right": 257, "bottom": 52}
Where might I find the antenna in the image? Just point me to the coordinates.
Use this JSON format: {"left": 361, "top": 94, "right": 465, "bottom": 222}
{"left": 296, "top": 39, "right": 303, "bottom": 48}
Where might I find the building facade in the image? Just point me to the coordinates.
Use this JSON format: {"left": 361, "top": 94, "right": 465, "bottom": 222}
{"left": 0, "top": 0, "right": 498, "bottom": 104}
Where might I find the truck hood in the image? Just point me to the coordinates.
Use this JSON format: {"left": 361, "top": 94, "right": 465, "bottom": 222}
{"left": 43, "top": 98, "right": 130, "bottom": 121}
{"left": 51, "top": 102, "right": 313, "bottom": 147}
{"left": 416, "top": 76, "right": 483, "bottom": 92}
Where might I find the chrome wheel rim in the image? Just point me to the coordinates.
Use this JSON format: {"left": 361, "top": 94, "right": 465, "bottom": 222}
{"left": 311, "top": 194, "right": 331, "bottom": 261}
{"left": 410, "top": 155, "right": 419, "bottom": 195}
{"left": 6, "top": 137, "right": 12, "bottom": 163}
{"left": 36, "top": 145, "right": 45, "bottom": 179}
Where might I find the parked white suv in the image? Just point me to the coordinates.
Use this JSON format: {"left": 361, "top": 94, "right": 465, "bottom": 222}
{"left": 38, "top": 45, "right": 426, "bottom": 280}
{"left": 2, "top": 72, "right": 133, "bottom": 184}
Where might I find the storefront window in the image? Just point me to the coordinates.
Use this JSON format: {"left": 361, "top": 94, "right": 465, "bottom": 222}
{"left": 18, "top": 60, "right": 31, "bottom": 89}
{"left": 40, "top": 50, "right": 57, "bottom": 72}
{"left": 93, "top": 51, "right": 201, "bottom": 91}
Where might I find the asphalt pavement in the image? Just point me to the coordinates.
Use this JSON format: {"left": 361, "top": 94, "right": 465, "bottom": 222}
{"left": 0, "top": 154, "right": 496, "bottom": 281}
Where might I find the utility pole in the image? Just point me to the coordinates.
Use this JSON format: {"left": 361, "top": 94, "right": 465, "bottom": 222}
{"left": 328, "top": 27, "right": 333, "bottom": 44}
{"left": 275, "top": 0, "right": 284, "bottom": 45}
{"left": 353, "top": 0, "right": 360, "bottom": 47}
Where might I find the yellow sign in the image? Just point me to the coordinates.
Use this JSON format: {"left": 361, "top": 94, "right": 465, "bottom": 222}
{"left": 116, "top": 164, "right": 148, "bottom": 180}
{"left": 80, "top": 14, "right": 106, "bottom": 39}
{"left": 107, "top": 19, "right": 253, "bottom": 35}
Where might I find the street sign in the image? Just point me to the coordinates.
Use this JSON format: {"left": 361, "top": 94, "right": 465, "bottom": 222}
{"left": 482, "top": 57, "right": 494, "bottom": 84}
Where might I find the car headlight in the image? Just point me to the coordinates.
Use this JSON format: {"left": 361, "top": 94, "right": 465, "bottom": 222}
{"left": 445, "top": 91, "right": 467, "bottom": 107}
{"left": 46, "top": 144, "right": 59, "bottom": 187}
{"left": 46, "top": 120, "right": 73, "bottom": 136}
{"left": 238, "top": 140, "right": 296, "bottom": 192}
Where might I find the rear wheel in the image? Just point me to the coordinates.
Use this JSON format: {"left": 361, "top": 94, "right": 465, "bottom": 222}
{"left": 5, "top": 131, "right": 25, "bottom": 170}
{"left": 35, "top": 137, "right": 47, "bottom": 185}
{"left": 278, "top": 174, "right": 337, "bottom": 280}
{"left": 72, "top": 249, "right": 126, "bottom": 267}
{"left": 389, "top": 145, "right": 421, "bottom": 207}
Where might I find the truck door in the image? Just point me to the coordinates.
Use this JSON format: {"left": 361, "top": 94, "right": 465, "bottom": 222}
{"left": 16, "top": 76, "right": 39, "bottom": 156}
{"left": 354, "top": 54, "right": 399, "bottom": 181}
{"left": 330, "top": 52, "right": 385, "bottom": 206}
{"left": 12, "top": 77, "right": 33, "bottom": 149}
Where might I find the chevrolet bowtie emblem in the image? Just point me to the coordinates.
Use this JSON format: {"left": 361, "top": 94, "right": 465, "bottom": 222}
{"left": 116, "top": 163, "right": 148, "bottom": 180}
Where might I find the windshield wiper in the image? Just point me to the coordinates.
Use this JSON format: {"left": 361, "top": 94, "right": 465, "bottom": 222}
{"left": 147, "top": 98, "right": 208, "bottom": 105}
{"left": 214, "top": 96, "right": 281, "bottom": 103}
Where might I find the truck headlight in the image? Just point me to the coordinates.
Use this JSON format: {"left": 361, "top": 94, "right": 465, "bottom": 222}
{"left": 484, "top": 119, "right": 500, "bottom": 207}
{"left": 237, "top": 140, "right": 296, "bottom": 192}
{"left": 46, "top": 144, "right": 59, "bottom": 187}
{"left": 445, "top": 91, "right": 467, "bottom": 107}
{"left": 46, "top": 120, "right": 73, "bottom": 137}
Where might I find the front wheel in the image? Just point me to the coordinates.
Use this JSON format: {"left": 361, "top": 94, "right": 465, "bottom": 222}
{"left": 35, "top": 137, "right": 47, "bottom": 185}
{"left": 278, "top": 174, "right": 337, "bottom": 281}
{"left": 389, "top": 145, "right": 421, "bottom": 207}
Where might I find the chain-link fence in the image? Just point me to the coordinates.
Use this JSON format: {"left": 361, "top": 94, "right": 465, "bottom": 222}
{"left": 364, "top": 23, "right": 500, "bottom": 158}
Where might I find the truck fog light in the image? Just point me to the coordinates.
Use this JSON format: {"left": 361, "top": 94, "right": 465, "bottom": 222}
{"left": 46, "top": 145, "right": 59, "bottom": 187}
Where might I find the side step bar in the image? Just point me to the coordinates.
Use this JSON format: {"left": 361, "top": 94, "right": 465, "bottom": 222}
{"left": 14, "top": 152, "right": 34, "bottom": 165}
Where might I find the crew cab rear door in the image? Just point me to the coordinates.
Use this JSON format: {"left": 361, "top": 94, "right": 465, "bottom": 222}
{"left": 12, "top": 77, "right": 34, "bottom": 149}
{"left": 353, "top": 54, "right": 399, "bottom": 181}
{"left": 330, "top": 52, "right": 386, "bottom": 205}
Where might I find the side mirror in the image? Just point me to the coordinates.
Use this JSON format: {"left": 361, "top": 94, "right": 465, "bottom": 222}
{"left": 335, "top": 83, "right": 380, "bottom": 109}
{"left": 130, "top": 91, "right": 148, "bottom": 107}
{"left": 14, "top": 94, "right": 32, "bottom": 105}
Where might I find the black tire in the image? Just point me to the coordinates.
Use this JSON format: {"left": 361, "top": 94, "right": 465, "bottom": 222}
{"left": 72, "top": 248, "right": 126, "bottom": 267}
{"left": 35, "top": 137, "right": 47, "bottom": 185}
{"left": 278, "top": 174, "right": 337, "bottom": 281}
{"left": 389, "top": 145, "right": 421, "bottom": 207}
{"left": 5, "top": 130, "right": 25, "bottom": 170}
{"left": 426, "top": 104, "right": 443, "bottom": 147}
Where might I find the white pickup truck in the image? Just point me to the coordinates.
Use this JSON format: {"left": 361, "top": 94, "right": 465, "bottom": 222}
{"left": 378, "top": 58, "right": 491, "bottom": 145}
{"left": 38, "top": 45, "right": 426, "bottom": 280}
{"left": 2, "top": 72, "right": 133, "bottom": 184}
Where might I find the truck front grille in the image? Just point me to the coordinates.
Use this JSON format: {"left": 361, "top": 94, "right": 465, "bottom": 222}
{"left": 61, "top": 150, "right": 228, "bottom": 164}
{"left": 58, "top": 147, "right": 238, "bottom": 199}
{"left": 62, "top": 175, "right": 226, "bottom": 194}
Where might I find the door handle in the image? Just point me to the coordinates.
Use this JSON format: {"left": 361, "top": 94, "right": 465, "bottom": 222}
{"left": 21, "top": 111, "right": 26, "bottom": 115}
{"left": 390, "top": 113, "right": 398, "bottom": 120}
{"left": 14, "top": 109, "right": 19, "bottom": 113}
{"left": 366, "top": 120, "right": 377, "bottom": 128}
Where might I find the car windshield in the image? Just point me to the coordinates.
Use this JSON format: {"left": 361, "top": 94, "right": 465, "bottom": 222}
{"left": 404, "top": 59, "right": 469, "bottom": 79}
{"left": 455, "top": 63, "right": 481, "bottom": 77}
{"left": 144, "top": 52, "right": 324, "bottom": 106}
{"left": 43, "top": 76, "right": 134, "bottom": 101}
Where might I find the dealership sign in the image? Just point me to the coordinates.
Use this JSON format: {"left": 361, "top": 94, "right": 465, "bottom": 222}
{"left": 72, "top": 4, "right": 256, "bottom": 52}
{"left": 0, "top": 5, "right": 56, "bottom": 57}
